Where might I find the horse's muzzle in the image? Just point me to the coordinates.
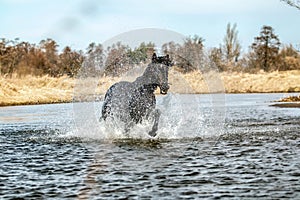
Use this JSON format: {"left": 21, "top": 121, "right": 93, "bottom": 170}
{"left": 160, "top": 83, "right": 169, "bottom": 95}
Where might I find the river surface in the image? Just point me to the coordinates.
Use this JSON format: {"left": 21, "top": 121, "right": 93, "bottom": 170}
{"left": 0, "top": 93, "right": 299, "bottom": 199}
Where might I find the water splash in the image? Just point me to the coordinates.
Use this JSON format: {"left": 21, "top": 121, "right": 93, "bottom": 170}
{"left": 67, "top": 93, "right": 225, "bottom": 142}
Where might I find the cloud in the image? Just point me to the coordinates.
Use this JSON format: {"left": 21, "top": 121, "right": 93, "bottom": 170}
{"left": 111, "top": 0, "right": 274, "bottom": 15}
{"left": 40, "top": 12, "right": 166, "bottom": 50}
{"left": 1, "top": 0, "right": 299, "bottom": 51}
{"left": 80, "top": 13, "right": 165, "bottom": 40}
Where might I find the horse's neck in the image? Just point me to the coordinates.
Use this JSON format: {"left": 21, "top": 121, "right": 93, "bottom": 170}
{"left": 133, "top": 75, "right": 156, "bottom": 93}
{"left": 133, "top": 74, "right": 148, "bottom": 86}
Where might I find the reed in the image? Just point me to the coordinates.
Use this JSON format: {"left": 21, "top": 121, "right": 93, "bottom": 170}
{"left": 277, "top": 95, "right": 300, "bottom": 102}
{"left": 0, "top": 75, "right": 74, "bottom": 106}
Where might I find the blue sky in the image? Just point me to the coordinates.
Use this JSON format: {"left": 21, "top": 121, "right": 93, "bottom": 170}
{"left": 1, "top": 0, "right": 300, "bottom": 52}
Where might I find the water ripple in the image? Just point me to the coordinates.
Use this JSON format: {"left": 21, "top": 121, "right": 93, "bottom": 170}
{"left": 1, "top": 94, "right": 300, "bottom": 199}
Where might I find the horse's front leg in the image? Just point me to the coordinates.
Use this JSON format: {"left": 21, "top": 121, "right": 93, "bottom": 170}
{"left": 148, "top": 109, "right": 161, "bottom": 137}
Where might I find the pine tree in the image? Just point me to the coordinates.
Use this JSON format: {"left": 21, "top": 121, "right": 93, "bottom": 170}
{"left": 251, "top": 25, "right": 281, "bottom": 71}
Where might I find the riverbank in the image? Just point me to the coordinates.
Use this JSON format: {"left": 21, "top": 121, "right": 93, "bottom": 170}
{"left": 270, "top": 94, "right": 300, "bottom": 108}
{"left": 1, "top": 70, "right": 300, "bottom": 106}
{"left": 0, "top": 75, "right": 74, "bottom": 106}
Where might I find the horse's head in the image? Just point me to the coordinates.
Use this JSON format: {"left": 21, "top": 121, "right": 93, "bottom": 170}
{"left": 145, "top": 53, "right": 173, "bottom": 95}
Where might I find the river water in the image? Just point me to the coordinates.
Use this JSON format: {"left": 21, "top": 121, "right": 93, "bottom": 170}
{"left": 0, "top": 93, "right": 299, "bottom": 199}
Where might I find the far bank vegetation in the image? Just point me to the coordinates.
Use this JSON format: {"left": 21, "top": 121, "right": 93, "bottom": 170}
{"left": 1, "top": 24, "right": 300, "bottom": 79}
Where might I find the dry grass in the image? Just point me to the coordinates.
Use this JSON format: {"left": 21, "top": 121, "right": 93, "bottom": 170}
{"left": 176, "top": 69, "right": 300, "bottom": 94}
{"left": 276, "top": 95, "right": 300, "bottom": 102}
{"left": 271, "top": 94, "right": 300, "bottom": 108}
{"left": 0, "top": 75, "right": 74, "bottom": 106}
{"left": 221, "top": 70, "right": 300, "bottom": 93}
{"left": 1, "top": 70, "right": 300, "bottom": 106}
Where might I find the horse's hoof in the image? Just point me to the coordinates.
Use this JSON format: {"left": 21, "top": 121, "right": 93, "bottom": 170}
{"left": 148, "top": 131, "right": 157, "bottom": 137}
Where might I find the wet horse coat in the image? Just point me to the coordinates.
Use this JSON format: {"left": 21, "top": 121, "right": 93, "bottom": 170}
{"left": 101, "top": 53, "right": 172, "bottom": 137}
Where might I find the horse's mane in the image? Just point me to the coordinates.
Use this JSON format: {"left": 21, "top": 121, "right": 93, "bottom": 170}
{"left": 151, "top": 53, "right": 172, "bottom": 66}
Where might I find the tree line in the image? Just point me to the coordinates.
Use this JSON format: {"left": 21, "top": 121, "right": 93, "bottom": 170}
{"left": 0, "top": 24, "right": 299, "bottom": 77}
{"left": 210, "top": 24, "right": 300, "bottom": 72}
{"left": 0, "top": 38, "right": 84, "bottom": 77}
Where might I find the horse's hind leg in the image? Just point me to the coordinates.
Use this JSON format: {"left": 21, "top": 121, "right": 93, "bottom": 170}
{"left": 148, "top": 109, "right": 161, "bottom": 137}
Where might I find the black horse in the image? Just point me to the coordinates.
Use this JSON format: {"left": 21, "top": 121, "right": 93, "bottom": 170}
{"left": 101, "top": 53, "right": 172, "bottom": 137}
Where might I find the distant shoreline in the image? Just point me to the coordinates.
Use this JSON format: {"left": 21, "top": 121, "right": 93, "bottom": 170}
{"left": 1, "top": 70, "right": 300, "bottom": 107}
{"left": 270, "top": 103, "right": 300, "bottom": 108}
{"left": 270, "top": 94, "right": 300, "bottom": 108}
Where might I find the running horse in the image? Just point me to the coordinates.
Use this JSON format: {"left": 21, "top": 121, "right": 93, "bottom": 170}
{"left": 101, "top": 53, "right": 172, "bottom": 137}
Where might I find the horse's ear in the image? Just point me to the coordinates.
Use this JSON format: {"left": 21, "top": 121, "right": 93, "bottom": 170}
{"left": 152, "top": 53, "right": 157, "bottom": 62}
{"left": 165, "top": 54, "right": 173, "bottom": 67}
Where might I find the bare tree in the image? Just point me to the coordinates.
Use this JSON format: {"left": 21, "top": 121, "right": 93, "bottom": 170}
{"left": 278, "top": 44, "right": 300, "bottom": 70}
{"left": 105, "top": 42, "right": 130, "bottom": 76}
{"left": 282, "top": 0, "right": 300, "bottom": 55}
{"left": 162, "top": 41, "right": 179, "bottom": 58}
{"left": 222, "top": 23, "right": 241, "bottom": 65}
{"left": 177, "top": 35, "right": 205, "bottom": 72}
{"left": 281, "top": 0, "right": 300, "bottom": 10}
{"left": 59, "top": 46, "right": 83, "bottom": 77}
{"left": 39, "top": 38, "right": 59, "bottom": 75}
{"left": 0, "top": 38, "right": 24, "bottom": 75}
{"left": 209, "top": 47, "right": 225, "bottom": 71}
